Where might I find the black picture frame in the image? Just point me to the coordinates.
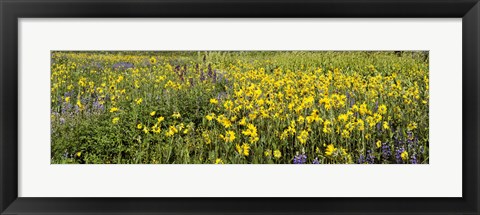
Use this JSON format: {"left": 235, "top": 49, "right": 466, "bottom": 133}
{"left": 1, "top": 0, "right": 479, "bottom": 214}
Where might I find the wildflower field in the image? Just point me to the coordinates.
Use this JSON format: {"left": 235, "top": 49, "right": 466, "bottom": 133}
{"left": 51, "top": 51, "right": 429, "bottom": 164}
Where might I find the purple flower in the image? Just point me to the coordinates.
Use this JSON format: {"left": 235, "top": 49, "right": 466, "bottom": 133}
{"left": 207, "top": 64, "right": 213, "bottom": 77}
{"left": 366, "top": 150, "right": 375, "bottom": 164}
{"left": 200, "top": 70, "right": 205, "bottom": 81}
{"left": 312, "top": 157, "right": 320, "bottom": 164}
{"left": 189, "top": 78, "right": 195, "bottom": 87}
{"left": 395, "top": 147, "right": 406, "bottom": 164}
{"left": 92, "top": 100, "right": 104, "bottom": 112}
{"left": 212, "top": 70, "right": 217, "bottom": 83}
{"left": 112, "top": 62, "right": 134, "bottom": 69}
{"left": 357, "top": 154, "right": 365, "bottom": 164}
{"left": 61, "top": 102, "right": 72, "bottom": 114}
{"left": 381, "top": 142, "right": 392, "bottom": 160}
{"left": 293, "top": 153, "right": 307, "bottom": 164}
{"left": 410, "top": 154, "right": 418, "bottom": 164}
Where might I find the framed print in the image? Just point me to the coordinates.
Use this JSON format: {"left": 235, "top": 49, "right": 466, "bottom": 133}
{"left": 1, "top": 0, "right": 479, "bottom": 214}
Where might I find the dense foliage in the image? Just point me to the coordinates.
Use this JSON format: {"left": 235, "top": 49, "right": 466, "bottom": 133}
{"left": 51, "top": 51, "right": 429, "bottom": 164}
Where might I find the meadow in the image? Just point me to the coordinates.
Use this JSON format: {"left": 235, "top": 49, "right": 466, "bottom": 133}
{"left": 51, "top": 51, "right": 429, "bottom": 164}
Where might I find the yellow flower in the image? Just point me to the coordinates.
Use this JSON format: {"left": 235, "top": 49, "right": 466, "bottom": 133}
{"left": 224, "top": 130, "right": 236, "bottom": 143}
{"left": 112, "top": 117, "right": 120, "bottom": 124}
{"left": 401, "top": 151, "right": 409, "bottom": 161}
{"left": 239, "top": 117, "right": 247, "bottom": 126}
{"left": 366, "top": 116, "right": 375, "bottom": 128}
{"left": 338, "top": 113, "right": 348, "bottom": 122}
{"left": 323, "top": 120, "right": 332, "bottom": 134}
{"left": 157, "top": 116, "right": 165, "bottom": 123}
{"left": 236, "top": 143, "right": 250, "bottom": 156}
{"left": 376, "top": 140, "right": 382, "bottom": 148}
{"left": 110, "top": 107, "right": 119, "bottom": 113}
{"left": 407, "top": 122, "right": 417, "bottom": 131}
{"left": 359, "top": 103, "right": 368, "bottom": 115}
{"left": 76, "top": 100, "right": 83, "bottom": 109}
{"left": 223, "top": 100, "right": 233, "bottom": 110}
{"left": 378, "top": 104, "right": 387, "bottom": 115}
{"left": 65, "top": 97, "right": 70, "bottom": 102}
{"left": 351, "top": 104, "right": 359, "bottom": 112}
{"left": 137, "top": 123, "right": 143, "bottom": 129}
{"left": 242, "top": 123, "right": 259, "bottom": 143}
{"left": 356, "top": 119, "right": 365, "bottom": 131}
{"left": 215, "top": 158, "right": 224, "bottom": 164}
{"left": 242, "top": 144, "right": 250, "bottom": 156}
{"left": 341, "top": 129, "right": 350, "bottom": 139}
{"left": 216, "top": 115, "right": 232, "bottom": 128}
{"left": 143, "top": 127, "right": 149, "bottom": 134}
{"left": 297, "top": 130, "right": 309, "bottom": 144}
{"left": 297, "top": 116, "right": 305, "bottom": 124}
{"left": 202, "top": 132, "right": 212, "bottom": 144}
{"left": 205, "top": 113, "right": 215, "bottom": 121}
{"left": 172, "top": 112, "right": 181, "bottom": 119}
{"left": 152, "top": 126, "right": 161, "bottom": 134}
{"left": 382, "top": 121, "right": 390, "bottom": 130}
{"left": 135, "top": 98, "right": 143, "bottom": 105}
{"left": 150, "top": 56, "right": 157, "bottom": 64}
{"left": 373, "top": 113, "right": 382, "bottom": 123}
{"left": 325, "top": 144, "right": 336, "bottom": 156}
{"left": 166, "top": 126, "right": 178, "bottom": 137}
{"left": 273, "top": 150, "right": 282, "bottom": 159}
{"left": 264, "top": 150, "right": 272, "bottom": 157}
{"left": 76, "top": 151, "right": 82, "bottom": 157}
{"left": 150, "top": 111, "right": 156, "bottom": 116}
{"left": 210, "top": 98, "right": 218, "bottom": 104}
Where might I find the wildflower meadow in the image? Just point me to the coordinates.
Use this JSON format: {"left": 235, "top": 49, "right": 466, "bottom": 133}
{"left": 51, "top": 51, "right": 429, "bottom": 164}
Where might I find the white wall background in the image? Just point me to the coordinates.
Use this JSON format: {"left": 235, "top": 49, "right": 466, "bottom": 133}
{"left": 18, "top": 18, "right": 462, "bottom": 197}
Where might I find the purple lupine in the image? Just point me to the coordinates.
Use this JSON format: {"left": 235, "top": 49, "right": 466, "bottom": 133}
{"left": 189, "top": 78, "right": 195, "bottom": 87}
{"left": 200, "top": 70, "right": 205, "bottom": 81}
{"left": 407, "top": 131, "right": 414, "bottom": 140}
{"left": 357, "top": 154, "right": 365, "bottom": 164}
{"left": 395, "top": 147, "right": 405, "bottom": 164}
{"left": 312, "top": 157, "right": 320, "bottom": 164}
{"left": 216, "top": 92, "right": 227, "bottom": 101}
{"left": 92, "top": 100, "right": 104, "bottom": 112}
{"left": 64, "top": 90, "right": 73, "bottom": 98}
{"left": 112, "top": 62, "right": 134, "bottom": 69}
{"left": 366, "top": 150, "right": 375, "bottom": 164}
{"left": 381, "top": 142, "right": 392, "bottom": 160}
{"left": 217, "top": 71, "right": 224, "bottom": 83}
{"left": 74, "top": 104, "right": 80, "bottom": 114}
{"left": 346, "top": 91, "right": 350, "bottom": 104}
{"left": 61, "top": 102, "right": 72, "bottom": 114}
{"left": 212, "top": 70, "right": 217, "bottom": 83}
{"left": 207, "top": 64, "right": 213, "bottom": 77}
{"left": 410, "top": 154, "right": 418, "bottom": 164}
{"left": 293, "top": 153, "right": 307, "bottom": 164}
